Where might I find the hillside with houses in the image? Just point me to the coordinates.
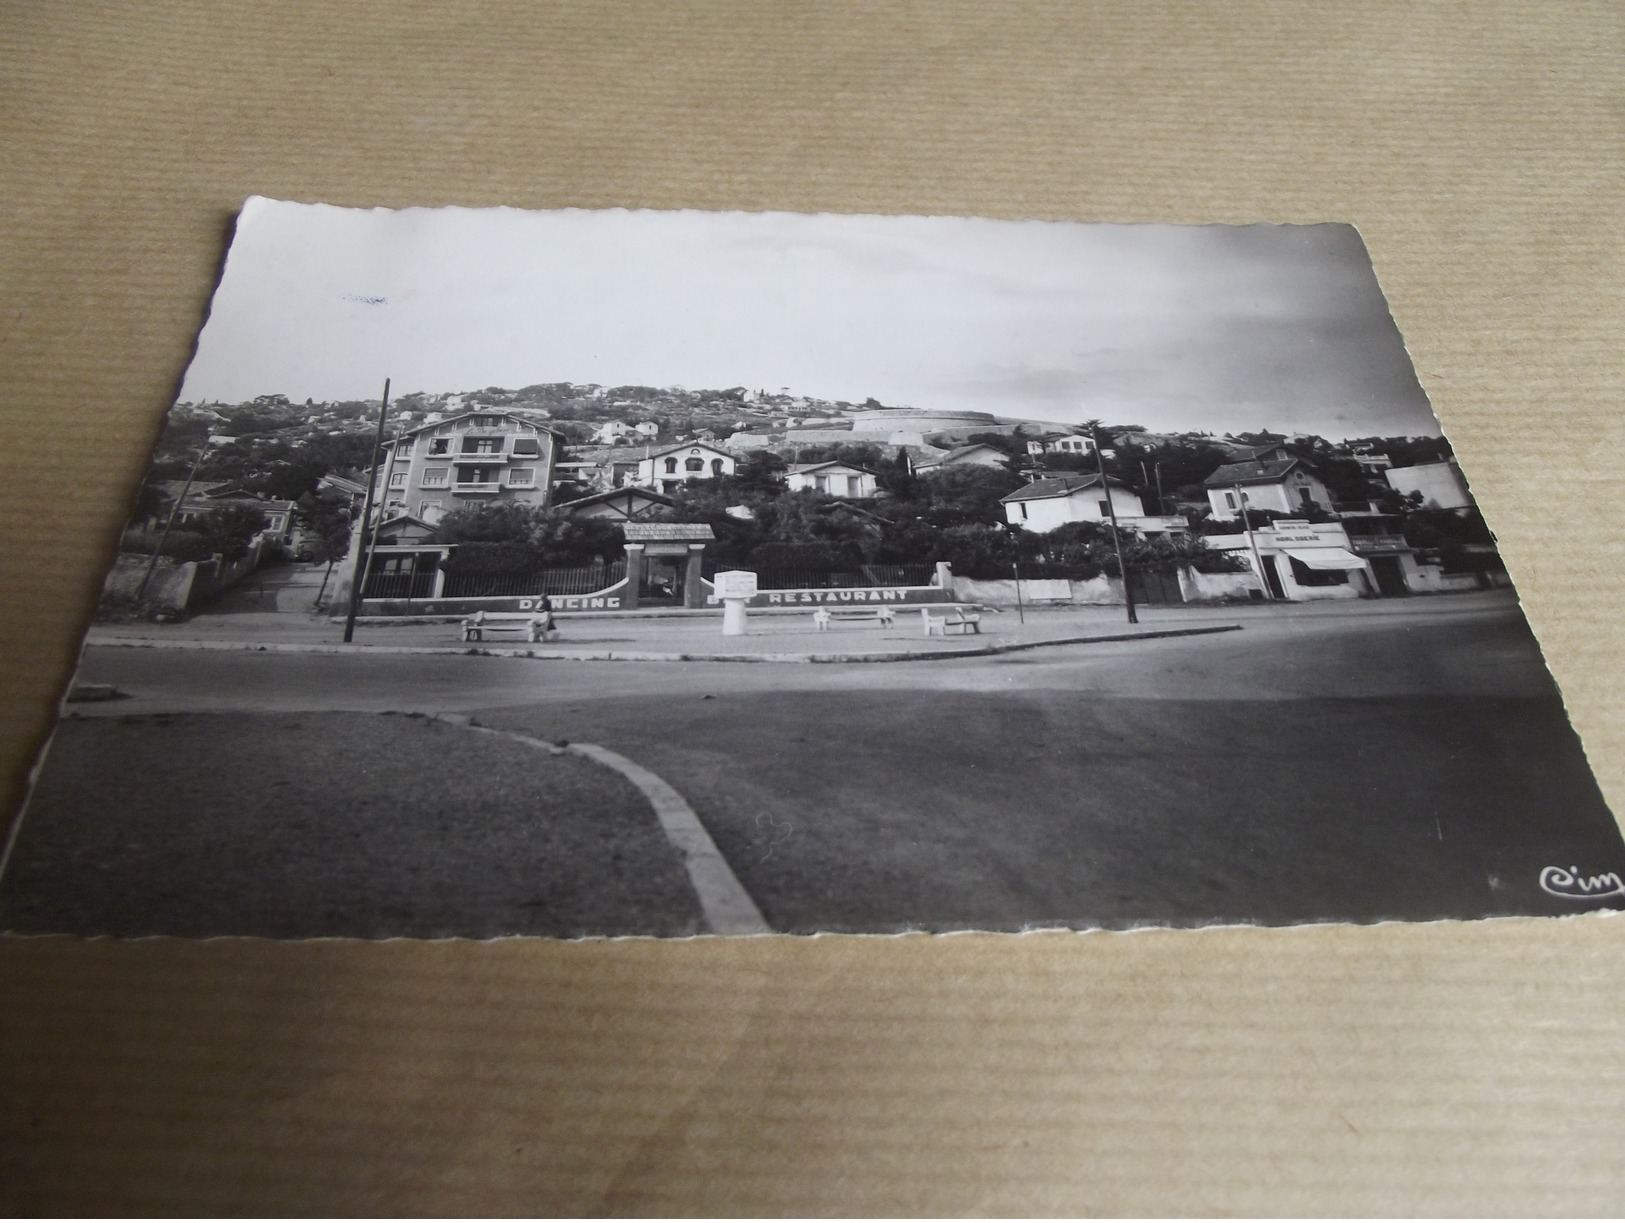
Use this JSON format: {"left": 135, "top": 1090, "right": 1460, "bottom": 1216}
{"left": 113, "top": 382, "right": 1491, "bottom": 617}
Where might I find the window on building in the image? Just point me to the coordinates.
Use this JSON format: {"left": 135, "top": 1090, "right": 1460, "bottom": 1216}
{"left": 1098, "top": 500, "right": 1111, "bottom": 516}
{"left": 421, "top": 468, "right": 449, "bottom": 488}
{"left": 1018, "top": 503, "right": 1028, "bottom": 520}
{"left": 1225, "top": 492, "right": 1236, "bottom": 508}
{"left": 1298, "top": 487, "right": 1314, "bottom": 506}
{"left": 459, "top": 467, "right": 496, "bottom": 485}
{"left": 418, "top": 499, "right": 442, "bottom": 519}
{"left": 396, "top": 438, "right": 414, "bottom": 456}
{"left": 463, "top": 437, "right": 501, "bottom": 454}
{"left": 388, "top": 472, "right": 407, "bottom": 488}
{"left": 686, "top": 457, "right": 705, "bottom": 472}
{"left": 428, "top": 438, "right": 450, "bottom": 455}
{"left": 711, "top": 459, "right": 724, "bottom": 475}
{"left": 511, "top": 437, "right": 541, "bottom": 457}
{"left": 664, "top": 458, "right": 678, "bottom": 473}
{"left": 508, "top": 468, "right": 535, "bottom": 487}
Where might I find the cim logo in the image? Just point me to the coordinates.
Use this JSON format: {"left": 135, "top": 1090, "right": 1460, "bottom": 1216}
{"left": 1538, "top": 865, "right": 1625, "bottom": 901}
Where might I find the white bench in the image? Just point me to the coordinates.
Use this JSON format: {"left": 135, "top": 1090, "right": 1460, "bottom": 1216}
{"left": 460, "top": 610, "right": 558, "bottom": 643}
{"left": 812, "top": 605, "right": 897, "bottom": 630}
{"left": 920, "top": 606, "right": 982, "bottom": 636}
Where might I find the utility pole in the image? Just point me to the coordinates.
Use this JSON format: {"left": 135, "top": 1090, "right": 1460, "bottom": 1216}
{"left": 1235, "top": 481, "right": 1272, "bottom": 600}
{"left": 1096, "top": 429, "right": 1137, "bottom": 624}
{"left": 342, "top": 379, "right": 392, "bottom": 643}
{"left": 136, "top": 434, "right": 216, "bottom": 602}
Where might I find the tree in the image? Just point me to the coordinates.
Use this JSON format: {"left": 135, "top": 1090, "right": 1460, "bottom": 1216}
{"left": 296, "top": 492, "right": 355, "bottom": 609}
{"left": 296, "top": 492, "right": 353, "bottom": 564}
{"left": 789, "top": 441, "right": 888, "bottom": 470}
{"left": 197, "top": 505, "right": 268, "bottom": 562}
{"left": 731, "top": 450, "right": 790, "bottom": 493}
{"left": 913, "top": 464, "right": 1025, "bottom": 527}
{"left": 434, "top": 503, "right": 624, "bottom": 568}
{"left": 876, "top": 449, "right": 921, "bottom": 500}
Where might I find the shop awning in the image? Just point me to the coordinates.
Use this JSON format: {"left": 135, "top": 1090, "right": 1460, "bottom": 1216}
{"left": 1283, "top": 547, "right": 1367, "bottom": 571}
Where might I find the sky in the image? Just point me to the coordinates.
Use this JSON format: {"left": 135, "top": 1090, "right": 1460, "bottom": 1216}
{"left": 180, "top": 199, "right": 1442, "bottom": 440}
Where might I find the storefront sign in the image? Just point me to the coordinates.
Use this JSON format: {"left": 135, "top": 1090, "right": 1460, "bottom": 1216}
{"left": 1268, "top": 531, "right": 1334, "bottom": 545}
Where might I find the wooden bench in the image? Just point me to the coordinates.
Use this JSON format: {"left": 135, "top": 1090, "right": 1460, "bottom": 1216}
{"left": 460, "top": 610, "right": 558, "bottom": 643}
{"left": 920, "top": 605, "right": 982, "bottom": 636}
{"left": 811, "top": 605, "right": 897, "bottom": 630}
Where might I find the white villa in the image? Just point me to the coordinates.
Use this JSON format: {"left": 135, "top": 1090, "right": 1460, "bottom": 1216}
{"left": 784, "top": 461, "right": 878, "bottom": 498}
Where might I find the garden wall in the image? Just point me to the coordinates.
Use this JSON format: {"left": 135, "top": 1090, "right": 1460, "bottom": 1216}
{"left": 102, "top": 555, "right": 199, "bottom": 610}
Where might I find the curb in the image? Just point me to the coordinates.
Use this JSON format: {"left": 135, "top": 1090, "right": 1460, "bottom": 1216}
{"left": 82, "top": 623, "right": 1243, "bottom": 664}
{"left": 440, "top": 717, "right": 769, "bottom": 935}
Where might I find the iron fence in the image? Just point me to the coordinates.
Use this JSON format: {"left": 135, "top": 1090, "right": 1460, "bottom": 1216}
{"left": 362, "top": 570, "right": 436, "bottom": 599}
{"left": 440, "top": 561, "right": 625, "bottom": 600}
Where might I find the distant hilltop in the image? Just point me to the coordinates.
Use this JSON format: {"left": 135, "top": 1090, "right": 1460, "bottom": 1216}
{"left": 173, "top": 381, "right": 1418, "bottom": 454}
{"left": 171, "top": 383, "right": 1068, "bottom": 449}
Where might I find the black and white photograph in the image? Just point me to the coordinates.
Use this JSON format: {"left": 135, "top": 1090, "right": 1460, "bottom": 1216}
{"left": 3, "top": 199, "right": 1621, "bottom": 939}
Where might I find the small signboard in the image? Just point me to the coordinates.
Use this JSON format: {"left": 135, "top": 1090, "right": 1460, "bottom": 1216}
{"left": 712, "top": 570, "right": 759, "bottom": 600}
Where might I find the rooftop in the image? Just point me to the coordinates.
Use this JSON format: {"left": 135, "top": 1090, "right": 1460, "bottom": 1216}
{"left": 1203, "top": 459, "right": 1305, "bottom": 487}
{"left": 1000, "top": 474, "right": 1128, "bottom": 503}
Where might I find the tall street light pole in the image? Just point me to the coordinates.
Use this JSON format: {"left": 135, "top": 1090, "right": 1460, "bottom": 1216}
{"left": 1095, "top": 430, "right": 1137, "bottom": 625}
{"left": 1234, "top": 481, "right": 1273, "bottom": 600}
{"left": 136, "top": 433, "right": 221, "bottom": 603}
{"left": 342, "top": 379, "right": 392, "bottom": 644}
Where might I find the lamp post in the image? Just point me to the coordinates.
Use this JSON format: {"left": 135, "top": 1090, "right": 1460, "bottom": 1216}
{"left": 1095, "top": 430, "right": 1137, "bottom": 625}
{"left": 342, "top": 379, "right": 392, "bottom": 644}
{"left": 1234, "top": 481, "right": 1272, "bottom": 600}
{"left": 136, "top": 432, "right": 225, "bottom": 603}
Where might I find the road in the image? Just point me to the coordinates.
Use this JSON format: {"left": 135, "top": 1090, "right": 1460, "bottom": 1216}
{"left": 6, "top": 597, "right": 1623, "bottom": 935}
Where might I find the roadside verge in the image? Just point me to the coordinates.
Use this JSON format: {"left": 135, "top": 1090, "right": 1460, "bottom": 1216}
{"left": 82, "top": 623, "right": 1244, "bottom": 664}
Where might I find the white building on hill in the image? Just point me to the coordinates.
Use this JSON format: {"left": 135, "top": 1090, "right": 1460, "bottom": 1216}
{"left": 784, "top": 461, "right": 878, "bottom": 498}
{"left": 375, "top": 410, "right": 563, "bottom": 524}
{"left": 1001, "top": 474, "right": 1188, "bottom": 537}
{"left": 637, "top": 441, "right": 737, "bottom": 493}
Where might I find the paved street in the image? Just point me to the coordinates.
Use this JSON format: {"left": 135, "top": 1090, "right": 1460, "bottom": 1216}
{"left": 6, "top": 592, "right": 1623, "bottom": 936}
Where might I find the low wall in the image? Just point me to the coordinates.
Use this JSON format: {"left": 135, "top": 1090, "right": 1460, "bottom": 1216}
{"left": 951, "top": 567, "right": 1264, "bottom": 607}
{"left": 950, "top": 574, "right": 1126, "bottom": 606}
{"left": 192, "top": 537, "right": 267, "bottom": 603}
{"left": 102, "top": 554, "right": 199, "bottom": 610}
{"left": 360, "top": 577, "right": 631, "bottom": 617}
{"left": 104, "top": 537, "right": 269, "bottom": 611}
{"left": 1408, "top": 563, "right": 1493, "bottom": 594}
{"left": 1178, "top": 567, "right": 1264, "bottom": 603}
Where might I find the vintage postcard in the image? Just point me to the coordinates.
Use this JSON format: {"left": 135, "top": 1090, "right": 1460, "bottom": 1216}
{"left": 3, "top": 200, "right": 1621, "bottom": 938}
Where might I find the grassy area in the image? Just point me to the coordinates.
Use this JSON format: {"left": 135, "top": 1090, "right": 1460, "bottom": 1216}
{"left": 1, "top": 711, "right": 703, "bottom": 938}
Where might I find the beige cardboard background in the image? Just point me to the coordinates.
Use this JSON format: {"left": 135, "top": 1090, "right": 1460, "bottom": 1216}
{"left": 3, "top": 2, "right": 1622, "bottom": 1213}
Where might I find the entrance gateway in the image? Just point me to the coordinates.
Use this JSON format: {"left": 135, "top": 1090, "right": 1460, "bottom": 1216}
{"left": 620, "top": 522, "right": 714, "bottom": 610}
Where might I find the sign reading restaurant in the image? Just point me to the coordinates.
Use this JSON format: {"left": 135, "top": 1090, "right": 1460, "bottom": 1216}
{"left": 703, "top": 585, "right": 951, "bottom": 608}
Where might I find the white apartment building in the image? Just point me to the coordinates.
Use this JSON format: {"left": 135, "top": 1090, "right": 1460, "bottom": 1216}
{"left": 375, "top": 411, "right": 563, "bottom": 524}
